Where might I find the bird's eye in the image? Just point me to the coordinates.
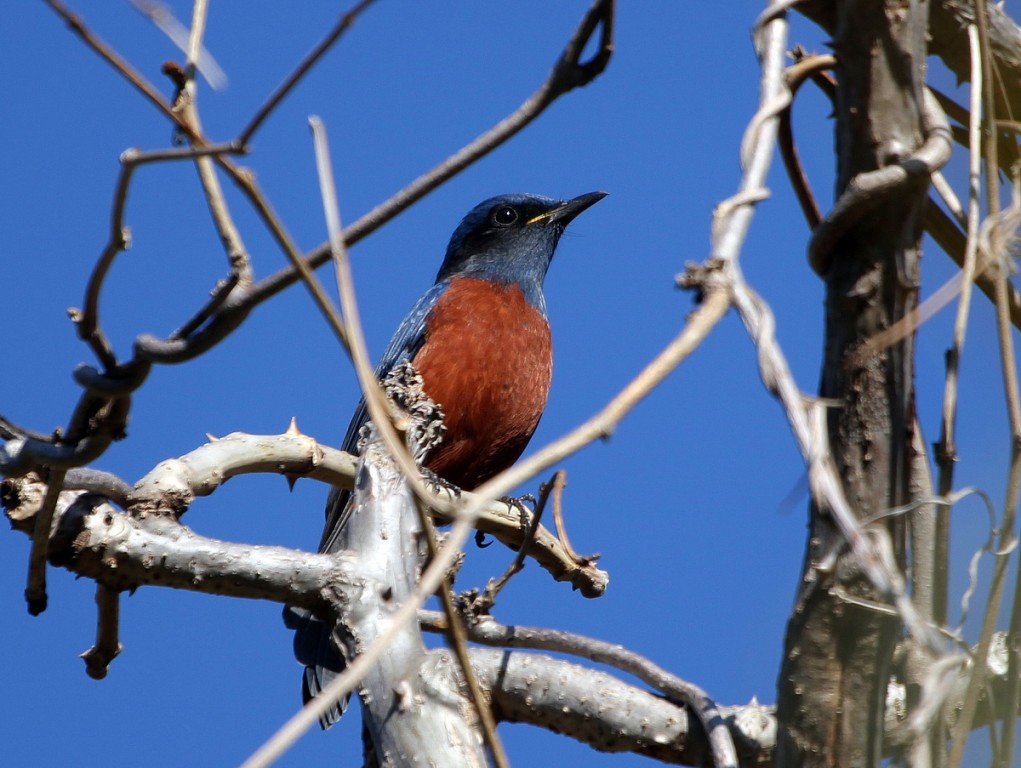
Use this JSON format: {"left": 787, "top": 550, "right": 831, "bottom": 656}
{"left": 492, "top": 205, "right": 518, "bottom": 226}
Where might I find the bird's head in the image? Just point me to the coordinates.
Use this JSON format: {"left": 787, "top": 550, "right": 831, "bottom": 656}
{"left": 436, "top": 191, "right": 606, "bottom": 313}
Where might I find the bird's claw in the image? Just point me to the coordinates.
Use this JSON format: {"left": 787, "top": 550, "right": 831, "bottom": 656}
{"left": 422, "top": 468, "right": 461, "bottom": 497}
{"left": 499, "top": 494, "right": 538, "bottom": 551}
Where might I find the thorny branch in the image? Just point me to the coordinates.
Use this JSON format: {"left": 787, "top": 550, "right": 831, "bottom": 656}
{"left": 250, "top": 269, "right": 733, "bottom": 766}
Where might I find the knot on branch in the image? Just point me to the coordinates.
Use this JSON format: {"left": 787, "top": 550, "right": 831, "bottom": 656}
{"left": 1, "top": 472, "right": 46, "bottom": 531}
{"left": 676, "top": 258, "right": 728, "bottom": 303}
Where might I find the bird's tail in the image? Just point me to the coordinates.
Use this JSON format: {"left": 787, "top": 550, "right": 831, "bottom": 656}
{"left": 282, "top": 605, "right": 349, "bottom": 729}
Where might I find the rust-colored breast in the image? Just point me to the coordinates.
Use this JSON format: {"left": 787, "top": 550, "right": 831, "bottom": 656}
{"left": 413, "top": 277, "right": 553, "bottom": 489}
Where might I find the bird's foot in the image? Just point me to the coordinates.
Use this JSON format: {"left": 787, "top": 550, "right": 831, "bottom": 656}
{"left": 421, "top": 468, "right": 460, "bottom": 498}
{"left": 498, "top": 494, "right": 538, "bottom": 551}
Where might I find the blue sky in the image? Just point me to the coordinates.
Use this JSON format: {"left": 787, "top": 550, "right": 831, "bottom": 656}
{"left": 1, "top": 2, "right": 1012, "bottom": 765}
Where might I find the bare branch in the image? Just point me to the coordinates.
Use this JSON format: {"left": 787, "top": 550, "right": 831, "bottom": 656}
{"left": 44, "top": 0, "right": 180, "bottom": 128}
{"left": 778, "top": 51, "right": 836, "bottom": 229}
{"left": 126, "top": 428, "right": 358, "bottom": 517}
{"left": 477, "top": 471, "right": 557, "bottom": 610}
{"left": 238, "top": 0, "right": 377, "bottom": 146}
{"left": 468, "top": 646, "right": 773, "bottom": 766}
{"left": 16, "top": 489, "right": 351, "bottom": 608}
{"left": 422, "top": 611, "right": 738, "bottom": 768}
{"left": 80, "top": 583, "right": 122, "bottom": 680}
{"left": 807, "top": 90, "right": 953, "bottom": 276}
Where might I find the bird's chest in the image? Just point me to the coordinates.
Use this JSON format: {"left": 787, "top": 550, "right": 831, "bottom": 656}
{"left": 412, "top": 279, "right": 553, "bottom": 486}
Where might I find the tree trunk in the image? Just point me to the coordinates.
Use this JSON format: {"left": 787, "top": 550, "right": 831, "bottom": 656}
{"left": 776, "top": 1, "right": 928, "bottom": 765}
{"left": 338, "top": 432, "right": 487, "bottom": 766}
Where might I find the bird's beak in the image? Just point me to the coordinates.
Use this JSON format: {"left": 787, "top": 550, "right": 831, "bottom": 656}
{"left": 528, "top": 191, "right": 608, "bottom": 226}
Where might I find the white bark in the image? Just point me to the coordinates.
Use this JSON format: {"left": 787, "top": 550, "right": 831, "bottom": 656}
{"left": 337, "top": 434, "right": 487, "bottom": 766}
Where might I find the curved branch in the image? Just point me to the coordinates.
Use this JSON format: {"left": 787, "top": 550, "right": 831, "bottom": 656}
{"left": 778, "top": 52, "right": 836, "bottom": 229}
{"left": 0, "top": 395, "right": 130, "bottom": 476}
{"left": 467, "top": 647, "right": 773, "bottom": 766}
{"left": 422, "top": 611, "right": 738, "bottom": 768}
{"left": 808, "top": 89, "right": 954, "bottom": 275}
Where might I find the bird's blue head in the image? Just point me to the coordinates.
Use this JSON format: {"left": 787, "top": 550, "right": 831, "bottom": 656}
{"left": 436, "top": 191, "right": 606, "bottom": 315}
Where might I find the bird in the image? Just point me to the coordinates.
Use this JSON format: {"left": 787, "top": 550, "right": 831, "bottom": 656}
{"left": 285, "top": 190, "right": 606, "bottom": 727}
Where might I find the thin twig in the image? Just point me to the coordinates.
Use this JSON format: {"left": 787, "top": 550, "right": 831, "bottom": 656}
{"left": 170, "top": 272, "right": 241, "bottom": 340}
{"left": 480, "top": 472, "right": 557, "bottom": 609}
{"left": 76, "top": 142, "right": 243, "bottom": 370}
{"left": 238, "top": 0, "right": 377, "bottom": 146}
{"left": 178, "top": 0, "right": 253, "bottom": 284}
{"left": 183, "top": 0, "right": 208, "bottom": 80}
{"left": 549, "top": 469, "right": 588, "bottom": 565}
{"left": 778, "top": 51, "right": 836, "bottom": 229}
{"left": 935, "top": 22, "right": 986, "bottom": 633}
{"left": 45, "top": 0, "right": 180, "bottom": 127}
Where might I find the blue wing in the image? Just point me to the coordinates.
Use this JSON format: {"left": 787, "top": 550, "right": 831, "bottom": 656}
{"left": 285, "top": 280, "right": 451, "bottom": 729}
{"left": 338, "top": 281, "right": 448, "bottom": 455}
{"left": 319, "top": 280, "right": 449, "bottom": 549}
